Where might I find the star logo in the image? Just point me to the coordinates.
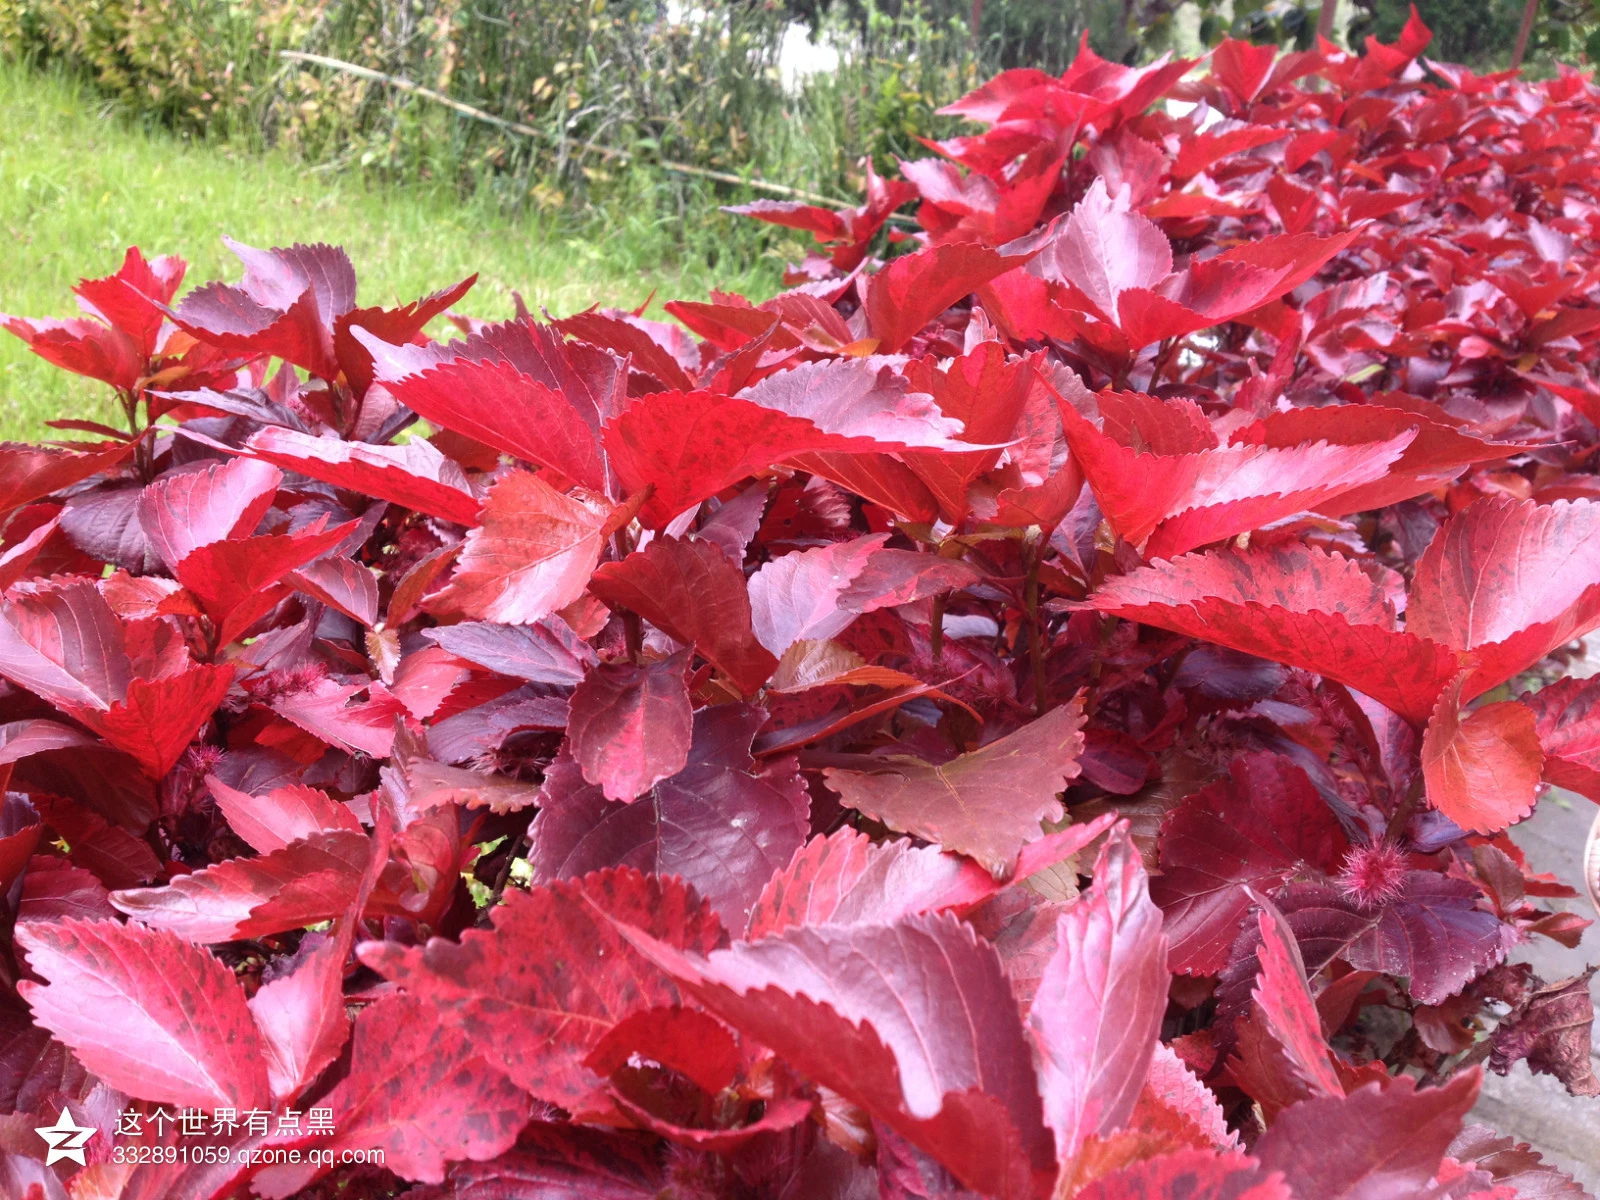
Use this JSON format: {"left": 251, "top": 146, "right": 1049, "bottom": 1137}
{"left": 34, "top": 1106, "right": 96, "bottom": 1167}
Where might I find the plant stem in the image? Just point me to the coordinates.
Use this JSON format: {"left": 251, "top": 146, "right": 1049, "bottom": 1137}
{"left": 611, "top": 530, "right": 643, "bottom": 663}
{"left": 1384, "top": 776, "right": 1425, "bottom": 844}
{"left": 1025, "top": 528, "right": 1049, "bottom": 715}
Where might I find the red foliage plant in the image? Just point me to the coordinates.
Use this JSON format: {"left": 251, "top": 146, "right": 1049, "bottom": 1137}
{"left": 2, "top": 11, "right": 1599, "bottom": 1198}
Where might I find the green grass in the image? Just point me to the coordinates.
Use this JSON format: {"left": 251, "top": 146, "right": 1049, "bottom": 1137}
{"left": 0, "top": 62, "right": 790, "bottom": 439}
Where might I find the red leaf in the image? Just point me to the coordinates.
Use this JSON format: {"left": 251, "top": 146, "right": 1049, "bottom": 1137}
{"left": 1252, "top": 1071, "right": 1480, "bottom": 1200}
{"left": 722, "top": 199, "right": 846, "bottom": 240}
{"left": 136, "top": 456, "right": 282, "bottom": 572}
{"left": 270, "top": 676, "right": 407, "bottom": 758}
{"left": 555, "top": 309, "right": 697, "bottom": 391}
{"left": 742, "top": 357, "right": 971, "bottom": 448}
{"left": 17, "top": 853, "right": 115, "bottom": 924}
{"left": 900, "top": 344, "right": 1044, "bottom": 518}
{"left": 332, "top": 273, "right": 476, "bottom": 397}
{"left": 864, "top": 242, "right": 1030, "bottom": 352}
{"left": 0, "top": 442, "right": 137, "bottom": 516}
{"left": 531, "top": 704, "right": 810, "bottom": 929}
{"left": 0, "top": 719, "right": 99, "bottom": 767}
{"left": 170, "top": 239, "right": 355, "bottom": 380}
{"left": 1235, "top": 905, "right": 1345, "bottom": 1108}
{"left": 1056, "top": 388, "right": 1413, "bottom": 559}
{"left": 68, "top": 245, "right": 176, "bottom": 338}
{"left": 428, "top": 469, "right": 614, "bottom": 624}
{"left": 749, "top": 534, "right": 982, "bottom": 657}
{"left": 421, "top": 617, "right": 595, "bottom": 684}
{"left": 1028, "top": 823, "right": 1169, "bottom": 1162}
{"left": 1153, "top": 754, "right": 1349, "bottom": 975}
{"left": 1203, "top": 37, "right": 1280, "bottom": 98}
{"left": 357, "top": 867, "right": 726, "bottom": 1107}
{"left": 589, "top": 537, "right": 778, "bottom": 696}
{"left": 746, "top": 813, "right": 1118, "bottom": 939}
{"left": 71, "top": 664, "right": 234, "bottom": 779}
{"left": 566, "top": 650, "right": 694, "bottom": 801}
{"left": 1422, "top": 674, "right": 1544, "bottom": 833}
{"left": 822, "top": 698, "right": 1087, "bottom": 878}
{"left": 409, "top": 1124, "right": 670, "bottom": 1198}
{"left": 2, "top": 312, "right": 144, "bottom": 390}
{"left": 603, "top": 388, "right": 882, "bottom": 528}
{"left": 783, "top": 448, "right": 943, "bottom": 524}
{"left": 937, "top": 68, "right": 1057, "bottom": 123}
{"left": 303, "top": 992, "right": 529, "bottom": 1183}
{"left": 617, "top": 910, "right": 1056, "bottom": 1198}
{"left": 749, "top": 534, "right": 889, "bottom": 655}
{"left": 585, "top": 1005, "right": 742, "bottom": 1096}
{"left": 0, "top": 793, "right": 41, "bottom": 896}
{"left": 246, "top": 931, "right": 349, "bottom": 1107}
{"left": 27, "top": 791, "right": 161, "bottom": 889}
{"left": 247, "top": 813, "right": 388, "bottom": 1107}
{"left": 1407, "top": 497, "right": 1600, "bottom": 699}
{"left": 15, "top": 917, "right": 272, "bottom": 1110}
{"left": 0, "top": 583, "right": 131, "bottom": 713}
{"left": 0, "top": 515, "right": 60, "bottom": 592}
{"left": 1229, "top": 403, "right": 1541, "bottom": 516}
{"left": 243, "top": 427, "right": 482, "bottom": 526}
{"left": 1072, "top": 1149, "right": 1291, "bottom": 1200}
{"left": 1138, "top": 1042, "right": 1237, "bottom": 1151}
{"left": 1087, "top": 544, "right": 1462, "bottom": 723}
{"left": 287, "top": 554, "right": 380, "bottom": 626}
{"left": 206, "top": 776, "right": 362, "bottom": 854}
{"left": 1030, "top": 180, "right": 1173, "bottom": 324}
{"left": 110, "top": 830, "right": 369, "bottom": 941}
{"left": 1521, "top": 674, "right": 1600, "bottom": 801}
{"left": 173, "top": 518, "right": 360, "bottom": 645}
{"left": 358, "top": 320, "right": 614, "bottom": 491}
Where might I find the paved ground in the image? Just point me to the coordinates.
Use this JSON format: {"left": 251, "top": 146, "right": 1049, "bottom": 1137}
{"left": 1472, "top": 789, "right": 1600, "bottom": 1186}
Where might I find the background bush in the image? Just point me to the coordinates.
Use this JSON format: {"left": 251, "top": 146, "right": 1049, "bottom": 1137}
{"left": 6, "top": 0, "right": 1600, "bottom": 228}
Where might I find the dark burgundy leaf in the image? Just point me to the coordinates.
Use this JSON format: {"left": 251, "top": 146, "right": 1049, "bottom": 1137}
{"left": 589, "top": 537, "right": 778, "bottom": 696}
{"left": 1344, "top": 872, "right": 1507, "bottom": 1006}
{"left": 531, "top": 704, "right": 809, "bottom": 929}
{"left": 1153, "top": 753, "right": 1349, "bottom": 975}
{"left": 1252, "top": 1072, "right": 1480, "bottom": 1200}
{"left": 421, "top": 618, "right": 595, "bottom": 685}
{"left": 565, "top": 650, "right": 694, "bottom": 801}
{"left": 1488, "top": 968, "right": 1599, "bottom": 1097}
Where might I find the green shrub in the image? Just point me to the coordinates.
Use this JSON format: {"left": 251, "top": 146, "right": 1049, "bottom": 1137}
{"left": 0, "top": 0, "right": 280, "bottom": 132}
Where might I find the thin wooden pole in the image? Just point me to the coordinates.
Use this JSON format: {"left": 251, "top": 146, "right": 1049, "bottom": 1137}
{"left": 1510, "top": 0, "right": 1540, "bottom": 69}
{"left": 1317, "top": 0, "right": 1339, "bottom": 43}
{"left": 278, "top": 50, "right": 866, "bottom": 211}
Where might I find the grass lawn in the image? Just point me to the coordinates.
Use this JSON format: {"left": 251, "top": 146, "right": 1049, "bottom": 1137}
{"left": 0, "top": 64, "right": 788, "bottom": 439}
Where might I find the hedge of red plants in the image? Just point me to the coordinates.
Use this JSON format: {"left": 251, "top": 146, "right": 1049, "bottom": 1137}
{"left": 1, "top": 10, "right": 1598, "bottom": 1199}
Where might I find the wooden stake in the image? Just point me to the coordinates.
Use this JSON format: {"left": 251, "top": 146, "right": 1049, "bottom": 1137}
{"left": 1511, "top": 0, "right": 1540, "bottom": 69}
{"left": 1317, "top": 0, "right": 1339, "bottom": 42}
